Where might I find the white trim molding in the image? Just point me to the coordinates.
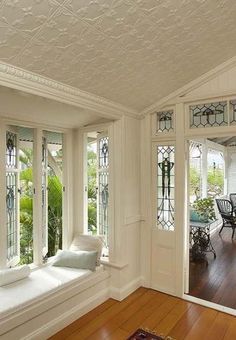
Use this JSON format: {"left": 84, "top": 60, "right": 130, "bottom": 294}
{"left": 22, "top": 288, "right": 109, "bottom": 340}
{"left": 109, "top": 277, "right": 142, "bottom": 301}
{"left": 0, "top": 62, "right": 138, "bottom": 120}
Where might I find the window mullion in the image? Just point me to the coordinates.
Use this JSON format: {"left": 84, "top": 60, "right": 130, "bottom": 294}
{"left": 33, "top": 128, "right": 43, "bottom": 265}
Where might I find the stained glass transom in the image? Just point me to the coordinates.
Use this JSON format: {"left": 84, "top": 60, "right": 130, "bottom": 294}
{"left": 156, "top": 110, "right": 174, "bottom": 133}
{"left": 157, "top": 145, "right": 175, "bottom": 231}
{"left": 190, "top": 101, "right": 227, "bottom": 128}
{"left": 99, "top": 137, "right": 109, "bottom": 168}
{"left": 230, "top": 100, "right": 236, "bottom": 124}
{"left": 6, "top": 172, "right": 18, "bottom": 260}
{"left": 6, "top": 131, "right": 17, "bottom": 168}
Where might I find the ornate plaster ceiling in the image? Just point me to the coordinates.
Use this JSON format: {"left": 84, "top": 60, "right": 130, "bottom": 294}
{"left": 0, "top": 0, "right": 236, "bottom": 112}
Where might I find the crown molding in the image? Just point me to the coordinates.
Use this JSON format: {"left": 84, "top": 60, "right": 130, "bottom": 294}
{"left": 141, "top": 56, "right": 236, "bottom": 115}
{"left": 0, "top": 62, "right": 139, "bottom": 120}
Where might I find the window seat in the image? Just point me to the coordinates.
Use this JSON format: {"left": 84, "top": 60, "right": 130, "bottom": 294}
{"left": 0, "top": 264, "right": 109, "bottom": 339}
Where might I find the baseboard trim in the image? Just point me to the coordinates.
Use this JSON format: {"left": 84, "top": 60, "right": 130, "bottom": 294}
{"left": 150, "top": 283, "right": 175, "bottom": 297}
{"left": 22, "top": 288, "right": 110, "bottom": 340}
{"left": 110, "top": 277, "right": 142, "bottom": 301}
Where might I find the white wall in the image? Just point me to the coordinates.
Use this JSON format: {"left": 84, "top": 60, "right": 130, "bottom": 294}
{"left": 0, "top": 86, "right": 101, "bottom": 129}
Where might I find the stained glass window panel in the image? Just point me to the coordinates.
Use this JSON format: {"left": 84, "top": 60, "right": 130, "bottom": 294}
{"left": 156, "top": 110, "right": 174, "bottom": 133}
{"left": 98, "top": 134, "right": 109, "bottom": 250}
{"left": 6, "top": 131, "right": 17, "bottom": 168}
{"left": 156, "top": 145, "right": 175, "bottom": 231}
{"left": 230, "top": 100, "right": 236, "bottom": 124}
{"left": 98, "top": 171, "right": 109, "bottom": 247}
{"left": 189, "top": 101, "right": 227, "bottom": 128}
{"left": 6, "top": 172, "right": 18, "bottom": 260}
{"left": 99, "top": 137, "right": 109, "bottom": 168}
{"left": 42, "top": 137, "right": 48, "bottom": 255}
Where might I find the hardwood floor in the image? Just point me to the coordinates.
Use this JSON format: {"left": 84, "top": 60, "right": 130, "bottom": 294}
{"left": 189, "top": 227, "right": 236, "bottom": 309}
{"left": 49, "top": 287, "right": 236, "bottom": 340}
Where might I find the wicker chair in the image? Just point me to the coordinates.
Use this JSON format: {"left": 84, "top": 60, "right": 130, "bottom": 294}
{"left": 216, "top": 198, "right": 236, "bottom": 239}
{"left": 229, "top": 193, "right": 236, "bottom": 213}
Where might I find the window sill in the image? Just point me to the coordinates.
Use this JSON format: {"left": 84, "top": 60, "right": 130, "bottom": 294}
{"left": 100, "top": 257, "right": 128, "bottom": 269}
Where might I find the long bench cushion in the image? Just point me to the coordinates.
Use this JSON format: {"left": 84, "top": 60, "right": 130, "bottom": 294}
{"left": 0, "top": 265, "right": 102, "bottom": 319}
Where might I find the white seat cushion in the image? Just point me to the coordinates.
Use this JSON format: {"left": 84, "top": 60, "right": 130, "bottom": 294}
{"left": 0, "top": 265, "right": 102, "bottom": 319}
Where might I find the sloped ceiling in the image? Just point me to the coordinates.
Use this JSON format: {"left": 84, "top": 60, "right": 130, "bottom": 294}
{"left": 0, "top": 0, "right": 236, "bottom": 112}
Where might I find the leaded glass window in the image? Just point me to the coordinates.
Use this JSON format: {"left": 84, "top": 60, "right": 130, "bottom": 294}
{"left": 6, "top": 131, "right": 17, "bottom": 168}
{"left": 156, "top": 145, "right": 175, "bottom": 231}
{"left": 230, "top": 100, "right": 236, "bottom": 124}
{"left": 98, "top": 135, "right": 109, "bottom": 248}
{"left": 99, "top": 136, "right": 109, "bottom": 168}
{"left": 189, "top": 101, "right": 227, "bottom": 128}
{"left": 6, "top": 130, "right": 19, "bottom": 263}
{"left": 98, "top": 172, "right": 108, "bottom": 244}
{"left": 42, "top": 136, "right": 48, "bottom": 256}
{"left": 6, "top": 172, "right": 17, "bottom": 260}
{"left": 156, "top": 110, "right": 174, "bottom": 133}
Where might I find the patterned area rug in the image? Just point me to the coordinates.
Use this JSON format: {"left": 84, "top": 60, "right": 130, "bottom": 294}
{"left": 127, "top": 329, "right": 164, "bottom": 340}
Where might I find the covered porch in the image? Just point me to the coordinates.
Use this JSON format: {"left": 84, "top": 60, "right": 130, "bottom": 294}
{"left": 188, "top": 135, "right": 236, "bottom": 308}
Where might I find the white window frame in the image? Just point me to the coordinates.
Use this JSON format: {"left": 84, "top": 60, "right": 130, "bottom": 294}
{"left": 0, "top": 120, "right": 70, "bottom": 268}
{"left": 80, "top": 122, "right": 114, "bottom": 260}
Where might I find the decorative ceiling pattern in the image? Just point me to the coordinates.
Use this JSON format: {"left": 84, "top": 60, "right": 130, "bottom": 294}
{"left": 0, "top": 0, "right": 236, "bottom": 111}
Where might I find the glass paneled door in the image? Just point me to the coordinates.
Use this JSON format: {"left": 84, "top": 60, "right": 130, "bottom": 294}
{"left": 151, "top": 142, "right": 176, "bottom": 294}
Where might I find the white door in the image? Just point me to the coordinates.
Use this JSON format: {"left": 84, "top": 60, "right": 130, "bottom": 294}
{"left": 151, "top": 142, "right": 176, "bottom": 295}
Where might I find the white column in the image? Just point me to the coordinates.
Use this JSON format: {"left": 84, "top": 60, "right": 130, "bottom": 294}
{"left": 140, "top": 114, "right": 152, "bottom": 287}
{"left": 108, "top": 123, "right": 115, "bottom": 262}
{"left": 110, "top": 118, "right": 124, "bottom": 264}
{"left": 73, "top": 128, "right": 87, "bottom": 235}
{"left": 201, "top": 141, "right": 208, "bottom": 198}
{"left": 224, "top": 148, "right": 229, "bottom": 196}
{"left": 175, "top": 103, "right": 186, "bottom": 297}
{"left": 33, "top": 128, "right": 43, "bottom": 265}
{"left": 0, "top": 122, "right": 7, "bottom": 268}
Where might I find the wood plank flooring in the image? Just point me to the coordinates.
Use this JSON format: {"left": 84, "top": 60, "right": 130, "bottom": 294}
{"left": 49, "top": 287, "right": 236, "bottom": 340}
{"left": 189, "top": 227, "right": 236, "bottom": 308}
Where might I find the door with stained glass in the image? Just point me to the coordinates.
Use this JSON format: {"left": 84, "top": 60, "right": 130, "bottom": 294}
{"left": 151, "top": 142, "right": 176, "bottom": 294}
{"left": 6, "top": 127, "right": 20, "bottom": 266}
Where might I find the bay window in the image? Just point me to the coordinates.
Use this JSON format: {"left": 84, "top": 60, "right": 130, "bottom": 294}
{"left": 0, "top": 123, "right": 64, "bottom": 268}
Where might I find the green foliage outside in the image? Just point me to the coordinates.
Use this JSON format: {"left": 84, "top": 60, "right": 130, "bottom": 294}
{"left": 87, "top": 145, "right": 97, "bottom": 234}
{"left": 193, "top": 197, "right": 216, "bottom": 222}
{"left": 189, "top": 166, "right": 201, "bottom": 200}
{"left": 207, "top": 166, "right": 224, "bottom": 198}
{"left": 47, "top": 171, "right": 62, "bottom": 257}
{"left": 19, "top": 148, "right": 62, "bottom": 264}
{"left": 189, "top": 165, "right": 224, "bottom": 201}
